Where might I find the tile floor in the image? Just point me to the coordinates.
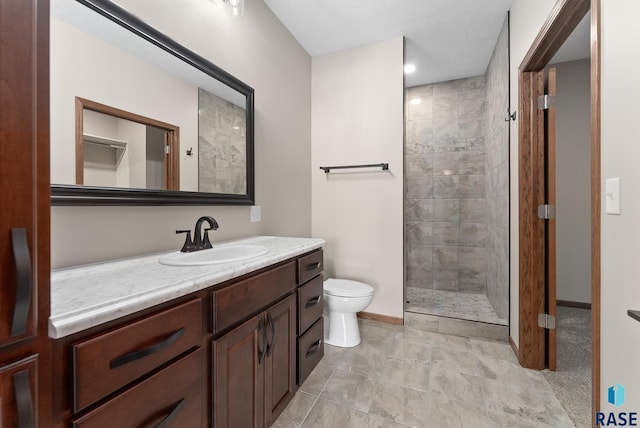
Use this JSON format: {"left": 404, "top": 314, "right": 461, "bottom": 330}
{"left": 274, "top": 319, "right": 574, "bottom": 428}
{"left": 405, "top": 288, "right": 508, "bottom": 325}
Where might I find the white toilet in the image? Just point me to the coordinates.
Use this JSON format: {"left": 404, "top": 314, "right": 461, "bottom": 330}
{"left": 323, "top": 278, "right": 374, "bottom": 347}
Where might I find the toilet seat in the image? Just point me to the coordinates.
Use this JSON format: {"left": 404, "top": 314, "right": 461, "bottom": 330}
{"left": 324, "top": 278, "right": 374, "bottom": 298}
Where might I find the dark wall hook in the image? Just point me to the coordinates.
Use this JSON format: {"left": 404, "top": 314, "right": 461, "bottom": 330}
{"left": 505, "top": 109, "right": 516, "bottom": 122}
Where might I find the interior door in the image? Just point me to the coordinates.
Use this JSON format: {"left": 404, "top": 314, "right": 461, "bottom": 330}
{"left": 545, "top": 66, "right": 557, "bottom": 371}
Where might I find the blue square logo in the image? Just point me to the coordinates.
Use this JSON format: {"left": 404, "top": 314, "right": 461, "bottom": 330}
{"left": 608, "top": 384, "right": 625, "bottom": 407}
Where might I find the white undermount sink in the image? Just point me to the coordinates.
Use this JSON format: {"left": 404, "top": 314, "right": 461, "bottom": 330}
{"left": 158, "top": 244, "right": 269, "bottom": 266}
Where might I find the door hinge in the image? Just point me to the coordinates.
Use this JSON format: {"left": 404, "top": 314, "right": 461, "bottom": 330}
{"left": 165, "top": 145, "right": 170, "bottom": 155}
{"left": 537, "top": 204, "right": 556, "bottom": 219}
{"left": 537, "top": 94, "right": 556, "bottom": 110}
{"left": 538, "top": 314, "right": 556, "bottom": 330}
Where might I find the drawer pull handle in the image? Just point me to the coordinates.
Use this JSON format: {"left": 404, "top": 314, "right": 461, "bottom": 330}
{"left": 110, "top": 328, "right": 185, "bottom": 369}
{"left": 13, "top": 369, "right": 35, "bottom": 428}
{"left": 305, "top": 339, "right": 322, "bottom": 358}
{"left": 306, "top": 261, "right": 321, "bottom": 271}
{"left": 258, "top": 319, "right": 267, "bottom": 364}
{"left": 305, "top": 295, "right": 321, "bottom": 308}
{"left": 11, "top": 228, "right": 32, "bottom": 337}
{"left": 266, "top": 313, "right": 276, "bottom": 356}
{"left": 154, "top": 398, "right": 185, "bottom": 428}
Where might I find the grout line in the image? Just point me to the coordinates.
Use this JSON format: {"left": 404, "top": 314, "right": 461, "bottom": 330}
{"left": 296, "top": 365, "right": 336, "bottom": 427}
{"left": 296, "top": 392, "right": 320, "bottom": 428}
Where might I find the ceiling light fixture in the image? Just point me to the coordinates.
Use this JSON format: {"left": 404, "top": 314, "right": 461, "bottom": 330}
{"left": 226, "top": 0, "right": 244, "bottom": 17}
{"left": 210, "top": 0, "right": 244, "bottom": 17}
{"left": 404, "top": 64, "right": 416, "bottom": 74}
{"left": 410, "top": 98, "right": 422, "bottom": 105}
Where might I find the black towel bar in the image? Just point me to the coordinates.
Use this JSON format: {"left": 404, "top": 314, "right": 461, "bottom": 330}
{"left": 319, "top": 163, "right": 389, "bottom": 173}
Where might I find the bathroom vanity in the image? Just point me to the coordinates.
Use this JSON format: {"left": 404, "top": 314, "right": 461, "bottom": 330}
{"left": 49, "top": 236, "right": 324, "bottom": 427}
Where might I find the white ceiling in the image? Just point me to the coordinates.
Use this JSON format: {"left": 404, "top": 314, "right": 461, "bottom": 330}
{"left": 264, "top": 0, "right": 512, "bottom": 87}
{"left": 263, "top": 1, "right": 591, "bottom": 87}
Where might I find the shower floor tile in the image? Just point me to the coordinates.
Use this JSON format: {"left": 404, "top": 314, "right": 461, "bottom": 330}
{"left": 405, "top": 288, "right": 507, "bottom": 325}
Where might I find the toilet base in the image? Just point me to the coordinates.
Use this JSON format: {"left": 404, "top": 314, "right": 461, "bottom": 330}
{"left": 324, "top": 312, "right": 361, "bottom": 348}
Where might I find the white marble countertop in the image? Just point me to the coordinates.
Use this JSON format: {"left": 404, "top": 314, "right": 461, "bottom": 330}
{"left": 50, "top": 236, "right": 324, "bottom": 339}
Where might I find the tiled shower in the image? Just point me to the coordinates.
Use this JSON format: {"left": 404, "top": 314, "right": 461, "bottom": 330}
{"left": 404, "top": 16, "right": 510, "bottom": 327}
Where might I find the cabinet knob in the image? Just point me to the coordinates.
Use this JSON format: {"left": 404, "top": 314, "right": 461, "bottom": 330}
{"left": 258, "top": 319, "right": 267, "bottom": 364}
{"left": 305, "top": 261, "right": 321, "bottom": 271}
{"left": 305, "top": 296, "right": 322, "bottom": 308}
{"left": 10, "top": 228, "right": 32, "bottom": 337}
{"left": 110, "top": 328, "right": 185, "bottom": 369}
{"left": 13, "top": 369, "right": 35, "bottom": 428}
{"left": 154, "top": 398, "right": 185, "bottom": 428}
{"left": 305, "top": 339, "right": 322, "bottom": 358}
{"left": 266, "top": 313, "right": 276, "bottom": 357}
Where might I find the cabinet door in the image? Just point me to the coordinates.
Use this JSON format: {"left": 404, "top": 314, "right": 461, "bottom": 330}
{"left": 264, "top": 294, "right": 296, "bottom": 427}
{"left": 0, "top": 354, "right": 38, "bottom": 427}
{"left": 213, "top": 315, "right": 265, "bottom": 428}
{"left": 0, "top": 0, "right": 49, "bottom": 349}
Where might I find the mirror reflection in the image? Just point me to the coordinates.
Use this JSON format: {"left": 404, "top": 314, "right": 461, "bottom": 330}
{"left": 50, "top": 0, "right": 254, "bottom": 204}
{"left": 77, "top": 98, "right": 180, "bottom": 191}
{"left": 198, "top": 88, "right": 247, "bottom": 194}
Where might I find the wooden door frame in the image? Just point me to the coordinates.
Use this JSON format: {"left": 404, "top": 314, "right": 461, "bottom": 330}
{"left": 516, "top": 0, "right": 600, "bottom": 416}
{"left": 75, "top": 97, "right": 180, "bottom": 190}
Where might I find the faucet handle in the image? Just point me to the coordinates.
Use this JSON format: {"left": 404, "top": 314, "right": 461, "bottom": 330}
{"left": 202, "top": 228, "right": 214, "bottom": 250}
{"left": 176, "top": 230, "right": 194, "bottom": 253}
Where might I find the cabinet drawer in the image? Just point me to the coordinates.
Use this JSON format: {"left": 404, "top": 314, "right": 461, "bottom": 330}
{"left": 72, "top": 349, "right": 202, "bottom": 428}
{"left": 297, "top": 317, "right": 324, "bottom": 385}
{"left": 296, "top": 250, "right": 323, "bottom": 285}
{"left": 297, "top": 275, "right": 323, "bottom": 334}
{"left": 212, "top": 261, "right": 296, "bottom": 334}
{"left": 72, "top": 298, "right": 202, "bottom": 412}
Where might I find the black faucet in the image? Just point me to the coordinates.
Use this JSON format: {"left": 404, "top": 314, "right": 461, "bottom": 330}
{"left": 176, "top": 216, "right": 219, "bottom": 252}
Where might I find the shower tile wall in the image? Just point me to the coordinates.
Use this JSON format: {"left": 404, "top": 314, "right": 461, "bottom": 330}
{"left": 404, "top": 15, "right": 510, "bottom": 326}
{"left": 405, "top": 76, "right": 488, "bottom": 299}
{"left": 485, "top": 16, "right": 510, "bottom": 323}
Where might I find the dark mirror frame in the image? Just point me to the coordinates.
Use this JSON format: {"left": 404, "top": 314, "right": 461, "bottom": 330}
{"left": 51, "top": 0, "right": 255, "bottom": 206}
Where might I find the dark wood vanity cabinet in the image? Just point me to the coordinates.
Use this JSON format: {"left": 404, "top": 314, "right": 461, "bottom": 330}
{"left": 0, "top": 0, "right": 51, "bottom": 426}
{"left": 296, "top": 251, "right": 324, "bottom": 385}
{"left": 211, "top": 249, "right": 324, "bottom": 427}
{"left": 52, "top": 249, "right": 324, "bottom": 428}
{"left": 212, "top": 294, "right": 296, "bottom": 428}
{"left": 211, "top": 260, "right": 298, "bottom": 428}
{"left": 72, "top": 349, "right": 203, "bottom": 428}
{"left": 53, "top": 299, "right": 205, "bottom": 428}
{"left": 71, "top": 299, "right": 203, "bottom": 413}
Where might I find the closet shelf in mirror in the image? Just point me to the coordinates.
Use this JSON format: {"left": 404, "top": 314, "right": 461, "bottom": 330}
{"left": 83, "top": 133, "right": 127, "bottom": 165}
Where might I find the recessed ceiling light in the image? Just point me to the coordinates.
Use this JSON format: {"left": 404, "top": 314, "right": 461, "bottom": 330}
{"left": 410, "top": 98, "right": 421, "bottom": 105}
{"left": 404, "top": 64, "right": 416, "bottom": 74}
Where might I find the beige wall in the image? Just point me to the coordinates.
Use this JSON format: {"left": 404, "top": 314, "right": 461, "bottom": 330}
{"left": 601, "top": 0, "right": 640, "bottom": 410}
{"left": 508, "top": 0, "right": 557, "bottom": 347}
{"left": 552, "top": 59, "right": 591, "bottom": 304}
{"left": 51, "top": 0, "right": 312, "bottom": 268}
{"left": 50, "top": 18, "right": 199, "bottom": 191}
{"left": 510, "top": 0, "right": 640, "bottom": 411}
{"left": 311, "top": 38, "right": 404, "bottom": 318}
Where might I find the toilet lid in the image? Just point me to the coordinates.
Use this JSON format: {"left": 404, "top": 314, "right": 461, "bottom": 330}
{"left": 323, "top": 279, "right": 374, "bottom": 298}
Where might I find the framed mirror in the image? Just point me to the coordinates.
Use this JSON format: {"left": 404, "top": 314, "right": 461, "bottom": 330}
{"left": 50, "top": 0, "right": 255, "bottom": 205}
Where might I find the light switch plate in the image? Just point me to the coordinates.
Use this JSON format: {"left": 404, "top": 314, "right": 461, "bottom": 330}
{"left": 250, "top": 205, "right": 261, "bottom": 222}
{"left": 605, "top": 177, "right": 621, "bottom": 215}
